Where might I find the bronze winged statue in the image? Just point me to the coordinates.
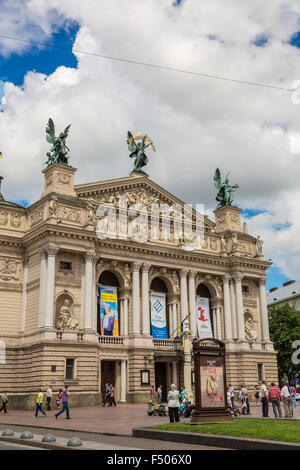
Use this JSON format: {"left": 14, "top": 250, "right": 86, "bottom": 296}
{"left": 45, "top": 118, "right": 71, "bottom": 167}
{"left": 214, "top": 168, "right": 239, "bottom": 208}
{"left": 127, "top": 131, "right": 155, "bottom": 173}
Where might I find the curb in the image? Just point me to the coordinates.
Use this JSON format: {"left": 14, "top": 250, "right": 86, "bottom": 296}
{"left": 132, "top": 427, "right": 300, "bottom": 450}
{"left": 0, "top": 422, "right": 127, "bottom": 438}
{"left": 0, "top": 436, "right": 80, "bottom": 450}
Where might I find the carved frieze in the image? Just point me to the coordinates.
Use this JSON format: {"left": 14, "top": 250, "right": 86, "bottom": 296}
{"left": 31, "top": 208, "right": 44, "bottom": 226}
{"left": 56, "top": 205, "right": 81, "bottom": 223}
{"left": 0, "top": 211, "right": 8, "bottom": 226}
{"left": 0, "top": 257, "right": 22, "bottom": 281}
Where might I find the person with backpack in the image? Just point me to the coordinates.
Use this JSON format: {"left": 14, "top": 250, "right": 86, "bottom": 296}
{"left": 55, "top": 385, "right": 71, "bottom": 419}
{"left": 0, "top": 391, "right": 8, "bottom": 414}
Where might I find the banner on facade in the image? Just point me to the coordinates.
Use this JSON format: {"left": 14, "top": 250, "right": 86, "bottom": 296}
{"left": 196, "top": 297, "right": 213, "bottom": 339}
{"left": 150, "top": 291, "right": 168, "bottom": 339}
{"left": 99, "top": 285, "right": 119, "bottom": 336}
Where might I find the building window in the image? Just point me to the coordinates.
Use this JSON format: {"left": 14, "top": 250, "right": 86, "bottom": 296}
{"left": 60, "top": 261, "right": 72, "bottom": 270}
{"left": 257, "top": 363, "right": 263, "bottom": 383}
{"left": 242, "top": 285, "right": 249, "bottom": 293}
{"left": 66, "top": 359, "right": 75, "bottom": 380}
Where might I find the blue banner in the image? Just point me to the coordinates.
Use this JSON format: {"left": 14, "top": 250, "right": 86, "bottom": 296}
{"left": 150, "top": 292, "right": 168, "bottom": 339}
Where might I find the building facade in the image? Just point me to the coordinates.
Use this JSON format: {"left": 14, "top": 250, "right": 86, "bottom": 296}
{"left": 0, "top": 163, "right": 278, "bottom": 408}
{"left": 267, "top": 280, "right": 300, "bottom": 311}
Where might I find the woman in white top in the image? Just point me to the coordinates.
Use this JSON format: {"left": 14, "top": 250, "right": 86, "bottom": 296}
{"left": 167, "top": 384, "right": 180, "bottom": 423}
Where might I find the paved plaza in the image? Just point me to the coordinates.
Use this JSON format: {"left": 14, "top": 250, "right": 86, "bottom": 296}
{"left": 0, "top": 402, "right": 298, "bottom": 438}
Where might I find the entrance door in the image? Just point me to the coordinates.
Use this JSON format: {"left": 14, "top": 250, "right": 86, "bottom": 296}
{"left": 101, "top": 361, "right": 115, "bottom": 402}
{"left": 155, "top": 362, "right": 167, "bottom": 402}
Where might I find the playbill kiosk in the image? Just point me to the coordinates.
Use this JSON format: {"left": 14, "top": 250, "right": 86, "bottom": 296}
{"left": 190, "top": 338, "right": 232, "bottom": 424}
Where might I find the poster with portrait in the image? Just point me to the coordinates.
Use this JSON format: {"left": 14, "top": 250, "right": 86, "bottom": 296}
{"left": 196, "top": 297, "right": 213, "bottom": 339}
{"left": 200, "top": 355, "right": 225, "bottom": 408}
{"left": 99, "top": 285, "right": 119, "bottom": 336}
{"left": 150, "top": 292, "right": 168, "bottom": 339}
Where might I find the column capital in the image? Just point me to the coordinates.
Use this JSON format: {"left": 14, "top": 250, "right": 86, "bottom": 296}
{"left": 85, "top": 251, "right": 96, "bottom": 262}
{"left": 188, "top": 270, "right": 197, "bottom": 279}
{"left": 222, "top": 275, "right": 231, "bottom": 284}
{"left": 132, "top": 261, "right": 142, "bottom": 271}
{"left": 46, "top": 246, "right": 59, "bottom": 257}
{"left": 232, "top": 273, "right": 243, "bottom": 283}
{"left": 258, "top": 277, "right": 266, "bottom": 286}
{"left": 179, "top": 269, "right": 188, "bottom": 278}
{"left": 23, "top": 256, "right": 29, "bottom": 267}
{"left": 40, "top": 248, "right": 47, "bottom": 259}
{"left": 142, "top": 263, "right": 151, "bottom": 273}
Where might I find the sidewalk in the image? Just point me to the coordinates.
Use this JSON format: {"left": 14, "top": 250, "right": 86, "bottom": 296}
{"left": 0, "top": 402, "right": 298, "bottom": 436}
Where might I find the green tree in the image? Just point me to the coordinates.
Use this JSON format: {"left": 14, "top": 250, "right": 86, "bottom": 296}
{"left": 268, "top": 303, "right": 300, "bottom": 383}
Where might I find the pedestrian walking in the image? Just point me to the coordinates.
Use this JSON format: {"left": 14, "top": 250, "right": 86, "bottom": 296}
{"left": 0, "top": 391, "right": 8, "bottom": 414}
{"left": 109, "top": 384, "right": 117, "bottom": 407}
{"left": 260, "top": 380, "right": 269, "bottom": 417}
{"left": 34, "top": 389, "right": 46, "bottom": 418}
{"left": 229, "top": 384, "right": 235, "bottom": 409}
{"left": 281, "top": 382, "right": 293, "bottom": 418}
{"left": 56, "top": 389, "right": 62, "bottom": 409}
{"left": 167, "top": 384, "right": 180, "bottom": 423}
{"left": 55, "top": 385, "right": 71, "bottom": 419}
{"left": 180, "top": 386, "right": 188, "bottom": 405}
{"left": 268, "top": 382, "right": 282, "bottom": 418}
{"left": 157, "top": 385, "right": 163, "bottom": 404}
{"left": 102, "top": 383, "right": 111, "bottom": 407}
{"left": 46, "top": 385, "right": 52, "bottom": 411}
{"left": 291, "top": 385, "right": 297, "bottom": 410}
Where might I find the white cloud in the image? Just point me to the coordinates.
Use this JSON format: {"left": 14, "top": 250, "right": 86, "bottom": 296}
{"left": 1, "top": 1, "right": 300, "bottom": 279}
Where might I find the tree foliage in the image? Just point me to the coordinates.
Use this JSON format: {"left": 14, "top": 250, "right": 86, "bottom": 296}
{"left": 268, "top": 303, "right": 300, "bottom": 383}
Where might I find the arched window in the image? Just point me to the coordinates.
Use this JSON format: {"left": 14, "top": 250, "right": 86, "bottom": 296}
{"left": 97, "top": 271, "right": 120, "bottom": 336}
{"left": 150, "top": 277, "right": 169, "bottom": 338}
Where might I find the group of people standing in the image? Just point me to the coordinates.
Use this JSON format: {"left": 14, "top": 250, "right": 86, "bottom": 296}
{"left": 227, "top": 381, "right": 297, "bottom": 418}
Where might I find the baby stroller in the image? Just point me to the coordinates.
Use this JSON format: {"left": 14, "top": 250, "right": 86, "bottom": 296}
{"left": 147, "top": 402, "right": 168, "bottom": 416}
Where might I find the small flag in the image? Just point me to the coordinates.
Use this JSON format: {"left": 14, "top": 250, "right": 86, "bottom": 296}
{"left": 0, "top": 152, "right": 2, "bottom": 158}
{"left": 177, "top": 320, "right": 185, "bottom": 350}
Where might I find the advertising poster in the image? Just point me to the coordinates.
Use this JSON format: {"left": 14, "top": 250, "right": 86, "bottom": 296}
{"left": 196, "top": 297, "right": 213, "bottom": 339}
{"left": 100, "top": 285, "right": 119, "bottom": 336}
{"left": 150, "top": 292, "right": 168, "bottom": 339}
{"left": 200, "top": 355, "right": 225, "bottom": 408}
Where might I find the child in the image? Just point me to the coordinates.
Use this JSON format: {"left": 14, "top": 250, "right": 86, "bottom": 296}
{"left": 56, "top": 389, "right": 62, "bottom": 409}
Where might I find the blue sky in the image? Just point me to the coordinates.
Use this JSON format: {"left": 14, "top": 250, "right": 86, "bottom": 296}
{"left": 1, "top": 3, "right": 300, "bottom": 293}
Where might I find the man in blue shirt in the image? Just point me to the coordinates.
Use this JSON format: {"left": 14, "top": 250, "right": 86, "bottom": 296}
{"left": 102, "top": 383, "right": 111, "bottom": 407}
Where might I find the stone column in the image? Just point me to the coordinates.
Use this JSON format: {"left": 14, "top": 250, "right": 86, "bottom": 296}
{"left": 142, "top": 263, "right": 151, "bottom": 336}
{"left": 216, "top": 306, "right": 222, "bottom": 340}
{"left": 93, "top": 256, "right": 98, "bottom": 332}
{"left": 120, "top": 298, "right": 124, "bottom": 336}
{"left": 188, "top": 271, "right": 197, "bottom": 337}
{"left": 172, "top": 361, "right": 178, "bottom": 386}
{"left": 183, "top": 329, "right": 193, "bottom": 398}
{"left": 172, "top": 301, "right": 178, "bottom": 336}
{"left": 84, "top": 251, "right": 96, "bottom": 330}
{"left": 38, "top": 249, "right": 47, "bottom": 328}
{"left": 212, "top": 307, "right": 217, "bottom": 338}
{"left": 234, "top": 273, "right": 245, "bottom": 340}
{"left": 123, "top": 296, "right": 129, "bottom": 336}
{"left": 44, "top": 246, "right": 59, "bottom": 328}
{"left": 180, "top": 269, "right": 188, "bottom": 324}
{"left": 20, "top": 257, "right": 29, "bottom": 332}
{"left": 120, "top": 360, "right": 127, "bottom": 403}
{"left": 259, "top": 278, "right": 270, "bottom": 342}
{"left": 132, "top": 262, "right": 141, "bottom": 335}
{"left": 229, "top": 278, "right": 238, "bottom": 339}
{"left": 222, "top": 275, "right": 233, "bottom": 340}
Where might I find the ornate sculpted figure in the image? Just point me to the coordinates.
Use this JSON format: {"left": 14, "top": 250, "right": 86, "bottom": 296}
{"left": 49, "top": 195, "right": 57, "bottom": 217}
{"left": 221, "top": 234, "right": 227, "bottom": 251}
{"left": 245, "top": 317, "right": 258, "bottom": 342}
{"left": 57, "top": 299, "right": 78, "bottom": 330}
{"left": 256, "top": 235, "right": 263, "bottom": 255}
{"left": 213, "top": 168, "right": 239, "bottom": 208}
{"left": 127, "top": 131, "right": 155, "bottom": 173}
{"left": 231, "top": 233, "right": 239, "bottom": 253}
{"left": 45, "top": 118, "right": 71, "bottom": 167}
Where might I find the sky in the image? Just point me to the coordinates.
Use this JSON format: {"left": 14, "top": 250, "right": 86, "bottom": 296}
{"left": 1, "top": 1, "right": 300, "bottom": 291}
